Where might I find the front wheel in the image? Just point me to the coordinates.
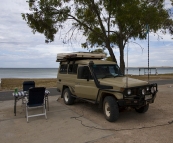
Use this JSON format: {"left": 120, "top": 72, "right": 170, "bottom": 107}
{"left": 103, "top": 96, "right": 119, "bottom": 122}
{"left": 63, "top": 88, "right": 75, "bottom": 105}
{"left": 135, "top": 104, "right": 149, "bottom": 113}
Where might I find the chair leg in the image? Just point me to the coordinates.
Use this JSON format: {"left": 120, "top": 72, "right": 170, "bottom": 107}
{"left": 26, "top": 105, "right": 29, "bottom": 123}
{"left": 45, "top": 96, "right": 49, "bottom": 111}
{"left": 43, "top": 97, "right": 46, "bottom": 113}
{"left": 44, "top": 104, "right": 47, "bottom": 119}
{"left": 47, "top": 97, "right": 49, "bottom": 111}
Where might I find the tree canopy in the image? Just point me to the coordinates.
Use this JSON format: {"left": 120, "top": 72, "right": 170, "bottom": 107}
{"left": 22, "top": 0, "right": 173, "bottom": 74}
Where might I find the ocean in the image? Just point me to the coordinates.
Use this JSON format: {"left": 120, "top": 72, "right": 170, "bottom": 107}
{"left": 0, "top": 68, "right": 58, "bottom": 79}
{"left": 0, "top": 67, "right": 172, "bottom": 79}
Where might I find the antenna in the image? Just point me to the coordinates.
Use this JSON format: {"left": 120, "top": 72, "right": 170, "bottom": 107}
{"left": 126, "top": 43, "right": 129, "bottom": 88}
{"left": 147, "top": 24, "right": 150, "bottom": 83}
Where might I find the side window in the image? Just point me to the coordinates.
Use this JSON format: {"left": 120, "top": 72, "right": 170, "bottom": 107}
{"left": 77, "top": 66, "right": 93, "bottom": 79}
{"left": 59, "top": 64, "right": 67, "bottom": 74}
{"left": 68, "top": 64, "right": 78, "bottom": 74}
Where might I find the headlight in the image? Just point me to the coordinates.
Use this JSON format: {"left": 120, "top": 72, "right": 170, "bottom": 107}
{"left": 142, "top": 89, "right": 146, "bottom": 95}
{"left": 151, "top": 87, "right": 155, "bottom": 94}
{"left": 146, "top": 87, "right": 150, "bottom": 91}
{"left": 127, "top": 89, "right": 131, "bottom": 95}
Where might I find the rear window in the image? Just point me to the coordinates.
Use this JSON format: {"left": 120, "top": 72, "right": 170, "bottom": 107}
{"left": 59, "top": 64, "right": 67, "bottom": 74}
{"left": 77, "top": 66, "right": 93, "bottom": 79}
{"left": 68, "top": 64, "right": 78, "bottom": 74}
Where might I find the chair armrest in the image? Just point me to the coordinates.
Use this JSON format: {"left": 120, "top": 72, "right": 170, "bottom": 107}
{"left": 45, "top": 90, "right": 50, "bottom": 95}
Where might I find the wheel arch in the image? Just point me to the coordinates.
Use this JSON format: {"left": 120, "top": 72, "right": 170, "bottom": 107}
{"left": 99, "top": 92, "right": 117, "bottom": 108}
{"left": 61, "top": 85, "right": 69, "bottom": 98}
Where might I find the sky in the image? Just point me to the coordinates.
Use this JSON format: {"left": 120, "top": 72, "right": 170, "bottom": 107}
{"left": 0, "top": 0, "right": 173, "bottom": 68}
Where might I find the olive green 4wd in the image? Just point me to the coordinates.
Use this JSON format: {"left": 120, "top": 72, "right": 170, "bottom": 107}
{"left": 56, "top": 52, "right": 158, "bottom": 122}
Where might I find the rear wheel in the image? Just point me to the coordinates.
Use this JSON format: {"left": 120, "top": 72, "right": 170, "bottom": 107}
{"left": 135, "top": 104, "right": 149, "bottom": 113}
{"left": 63, "top": 88, "right": 75, "bottom": 105}
{"left": 103, "top": 96, "right": 119, "bottom": 122}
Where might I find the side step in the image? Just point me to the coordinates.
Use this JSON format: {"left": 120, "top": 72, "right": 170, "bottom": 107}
{"left": 71, "top": 95, "right": 96, "bottom": 104}
{"left": 81, "top": 98, "right": 96, "bottom": 104}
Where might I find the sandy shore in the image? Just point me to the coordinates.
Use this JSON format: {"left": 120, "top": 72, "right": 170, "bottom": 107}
{"left": 0, "top": 78, "right": 57, "bottom": 91}
{"left": 0, "top": 74, "right": 173, "bottom": 91}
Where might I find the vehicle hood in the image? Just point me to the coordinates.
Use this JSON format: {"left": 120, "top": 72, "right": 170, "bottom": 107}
{"left": 99, "top": 77, "right": 148, "bottom": 88}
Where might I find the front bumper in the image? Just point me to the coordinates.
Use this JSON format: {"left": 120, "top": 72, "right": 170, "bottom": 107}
{"left": 118, "top": 83, "right": 158, "bottom": 107}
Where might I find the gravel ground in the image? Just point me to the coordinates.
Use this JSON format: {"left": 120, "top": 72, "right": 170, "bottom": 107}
{"left": 59, "top": 84, "right": 173, "bottom": 143}
{"left": 1, "top": 80, "right": 173, "bottom": 143}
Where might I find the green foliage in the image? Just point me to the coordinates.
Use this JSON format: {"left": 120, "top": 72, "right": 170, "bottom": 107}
{"left": 22, "top": 0, "right": 173, "bottom": 73}
{"left": 90, "top": 49, "right": 114, "bottom": 62}
{"left": 22, "top": 0, "right": 172, "bottom": 45}
{"left": 91, "top": 48, "right": 107, "bottom": 56}
{"left": 106, "top": 56, "right": 113, "bottom": 61}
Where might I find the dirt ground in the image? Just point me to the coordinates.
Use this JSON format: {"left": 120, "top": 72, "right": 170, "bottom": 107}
{"left": 1, "top": 74, "right": 173, "bottom": 91}
{"left": 0, "top": 84, "right": 172, "bottom": 143}
{"left": 58, "top": 84, "right": 173, "bottom": 143}
{"left": 1, "top": 77, "right": 173, "bottom": 142}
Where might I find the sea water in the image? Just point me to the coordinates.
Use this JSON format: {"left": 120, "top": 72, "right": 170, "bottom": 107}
{"left": 0, "top": 68, "right": 58, "bottom": 79}
{"left": 0, "top": 67, "right": 172, "bottom": 79}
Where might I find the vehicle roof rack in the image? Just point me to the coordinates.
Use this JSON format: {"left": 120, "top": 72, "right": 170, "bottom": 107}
{"left": 56, "top": 52, "right": 106, "bottom": 62}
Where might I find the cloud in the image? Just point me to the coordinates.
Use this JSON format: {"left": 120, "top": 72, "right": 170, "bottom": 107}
{"left": 0, "top": 0, "right": 173, "bottom": 68}
{"left": 124, "top": 39, "right": 173, "bottom": 67}
{"left": 0, "top": 0, "right": 83, "bottom": 68}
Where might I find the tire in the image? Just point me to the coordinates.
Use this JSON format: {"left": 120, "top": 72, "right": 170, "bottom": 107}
{"left": 135, "top": 104, "right": 149, "bottom": 113}
{"left": 63, "top": 88, "right": 75, "bottom": 105}
{"left": 103, "top": 96, "right": 119, "bottom": 122}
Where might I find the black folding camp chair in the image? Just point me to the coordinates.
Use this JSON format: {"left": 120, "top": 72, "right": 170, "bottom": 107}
{"left": 22, "top": 81, "right": 35, "bottom": 104}
{"left": 25, "top": 87, "right": 47, "bottom": 122}
{"left": 23, "top": 81, "right": 35, "bottom": 91}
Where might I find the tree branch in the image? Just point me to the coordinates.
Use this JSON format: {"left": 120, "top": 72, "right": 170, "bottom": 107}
{"left": 67, "top": 13, "right": 106, "bottom": 42}
{"left": 90, "top": 0, "right": 107, "bottom": 40}
{"left": 107, "top": 0, "right": 112, "bottom": 39}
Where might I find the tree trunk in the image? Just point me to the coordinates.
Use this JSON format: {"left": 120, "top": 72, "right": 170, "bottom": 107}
{"left": 119, "top": 46, "right": 125, "bottom": 75}
{"left": 106, "top": 42, "right": 117, "bottom": 63}
{"left": 118, "top": 37, "right": 125, "bottom": 75}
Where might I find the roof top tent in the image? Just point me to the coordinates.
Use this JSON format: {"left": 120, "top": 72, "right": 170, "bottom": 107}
{"left": 56, "top": 52, "right": 106, "bottom": 62}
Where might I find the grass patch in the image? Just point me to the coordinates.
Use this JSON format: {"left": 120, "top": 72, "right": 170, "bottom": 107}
{"left": 1, "top": 78, "right": 57, "bottom": 91}
{"left": 0, "top": 74, "right": 173, "bottom": 91}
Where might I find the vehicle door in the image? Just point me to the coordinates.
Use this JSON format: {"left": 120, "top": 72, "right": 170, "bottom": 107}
{"left": 75, "top": 65, "right": 98, "bottom": 100}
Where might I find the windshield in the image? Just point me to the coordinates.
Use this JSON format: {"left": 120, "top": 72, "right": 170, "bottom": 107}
{"left": 93, "top": 64, "right": 123, "bottom": 79}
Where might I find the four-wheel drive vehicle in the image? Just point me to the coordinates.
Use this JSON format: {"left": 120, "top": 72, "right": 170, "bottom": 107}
{"left": 56, "top": 52, "right": 158, "bottom": 122}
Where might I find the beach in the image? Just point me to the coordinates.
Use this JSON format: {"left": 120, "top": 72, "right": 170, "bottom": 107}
{"left": 1, "top": 74, "right": 173, "bottom": 91}
{"left": 0, "top": 78, "right": 57, "bottom": 91}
